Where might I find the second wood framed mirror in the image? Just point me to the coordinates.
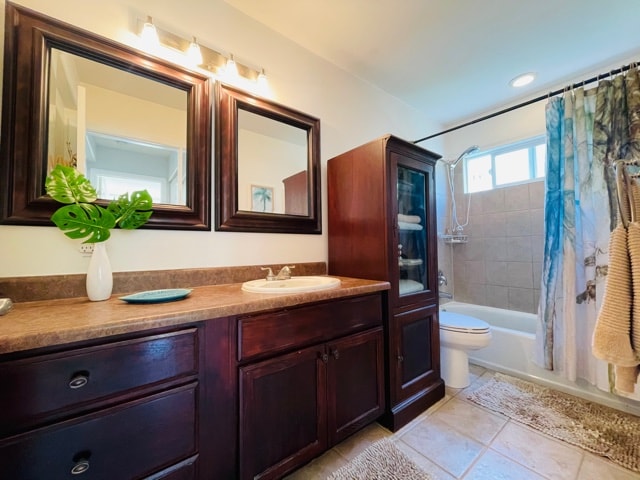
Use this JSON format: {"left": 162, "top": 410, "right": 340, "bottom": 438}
{"left": 215, "top": 83, "right": 321, "bottom": 234}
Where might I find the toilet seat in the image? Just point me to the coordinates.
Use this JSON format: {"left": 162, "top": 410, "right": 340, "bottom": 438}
{"left": 440, "top": 312, "right": 490, "bottom": 334}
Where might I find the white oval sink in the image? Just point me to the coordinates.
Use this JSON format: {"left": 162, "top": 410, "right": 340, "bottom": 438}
{"left": 242, "top": 276, "right": 341, "bottom": 294}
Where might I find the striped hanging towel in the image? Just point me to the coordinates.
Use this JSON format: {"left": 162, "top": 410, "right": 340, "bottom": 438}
{"left": 592, "top": 163, "right": 639, "bottom": 392}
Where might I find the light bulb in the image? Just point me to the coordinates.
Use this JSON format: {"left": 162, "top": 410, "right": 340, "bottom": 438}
{"left": 258, "top": 68, "right": 267, "bottom": 84}
{"left": 187, "top": 37, "right": 203, "bottom": 65}
{"left": 225, "top": 54, "right": 238, "bottom": 78}
{"left": 140, "top": 16, "right": 160, "bottom": 49}
{"left": 256, "top": 68, "right": 270, "bottom": 95}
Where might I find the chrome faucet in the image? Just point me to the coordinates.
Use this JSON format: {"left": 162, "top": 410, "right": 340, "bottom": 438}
{"left": 260, "top": 267, "right": 276, "bottom": 281}
{"left": 275, "top": 265, "right": 295, "bottom": 280}
{"left": 438, "top": 270, "right": 448, "bottom": 286}
{"left": 261, "top": 265, "right": 295, "bottom": 281}
{"left": 439, "top": 291, "right": 453, "bottom": 299}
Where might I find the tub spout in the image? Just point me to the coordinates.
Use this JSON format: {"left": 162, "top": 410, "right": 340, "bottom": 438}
{"left": 439, "top": 290, "right": 453, "bottom": 299}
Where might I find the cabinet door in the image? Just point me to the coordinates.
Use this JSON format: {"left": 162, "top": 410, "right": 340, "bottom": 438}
{"left": 326, "top": 328, "right": 384, "bottom": 445}
{"left": 390, "top": 152, "right": 437, "bottom": 306}
{"left": 239, "top": 346, "right": 327, "bottom": 480}
{"left": 390, "top": 307, "right": 440, "bottom": 403}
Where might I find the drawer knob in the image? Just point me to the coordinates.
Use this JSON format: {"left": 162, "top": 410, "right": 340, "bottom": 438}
{"left": 68, "top": 372, "right": 90, "bottom": 389}
{"left": 71, "top": 459, "right": 90, "bottom": 475}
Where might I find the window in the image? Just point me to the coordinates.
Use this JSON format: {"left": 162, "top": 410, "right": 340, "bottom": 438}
{"left": 464, "top": 136, "right": 546, "bottom": 193}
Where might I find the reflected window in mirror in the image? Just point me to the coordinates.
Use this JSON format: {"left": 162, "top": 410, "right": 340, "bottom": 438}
{"left": 215, "top": 83, "right": 321, "bottom": 234}
{"left": 86, "top": 132, "right": 187, "bottom": 204}
{"left": 1, "top": 3, "right": 212, "bottom": 230}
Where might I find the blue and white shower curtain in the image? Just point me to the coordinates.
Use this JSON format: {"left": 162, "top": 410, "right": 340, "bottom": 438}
{"left": 536, "top": 66, "right": 640, "bottom": 400}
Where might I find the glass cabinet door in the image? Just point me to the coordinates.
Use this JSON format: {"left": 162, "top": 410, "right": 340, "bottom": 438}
{"left": 395, "top": 162, "right": 429, "bottom": 298}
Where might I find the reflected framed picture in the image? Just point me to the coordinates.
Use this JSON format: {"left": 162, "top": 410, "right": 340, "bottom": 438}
{"left": 251, "top": 184, "right": 274, "bottom": 212}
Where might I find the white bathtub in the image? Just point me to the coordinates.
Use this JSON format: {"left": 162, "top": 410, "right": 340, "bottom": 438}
{"left": 440, "top": 302, "right": 640, "bottom": 417}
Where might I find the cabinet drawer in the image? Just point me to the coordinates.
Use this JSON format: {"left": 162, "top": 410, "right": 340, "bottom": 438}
{"left": 145, "top": 454, "right": 198, "bottom": 480}
{"left": 238, "top": 294, "right": 382, "bottom": 362}
{"left": 0, "top": 383, "right": 197, "bottom": 480}
{"left": 0, "top": 328, "right": 198, "bottom": 432}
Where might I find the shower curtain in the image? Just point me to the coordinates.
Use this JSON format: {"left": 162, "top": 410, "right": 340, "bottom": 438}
{"left": 536, "top": 65, "right": 640, "bottom": 399}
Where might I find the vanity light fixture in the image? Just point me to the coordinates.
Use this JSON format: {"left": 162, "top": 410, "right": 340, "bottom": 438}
{"left": 139, "top": 16, "right": 160, "bottom": 49}
{"left": 136, "top": 17, "right": 268, "bottom": 92}
{"left": 187, "top": 37, "right": 203, "bottom": 66}
{"left": 510, "top": 72, "right": 536, "bottom": 88}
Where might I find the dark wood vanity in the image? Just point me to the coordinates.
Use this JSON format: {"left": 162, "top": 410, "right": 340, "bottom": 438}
{"left": 0, "top": 279, "right": 387, "bottom": 479}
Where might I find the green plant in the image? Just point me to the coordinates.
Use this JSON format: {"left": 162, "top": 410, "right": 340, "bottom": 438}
{"left": 45, "top": 165, "right": 153, "bottom": 243}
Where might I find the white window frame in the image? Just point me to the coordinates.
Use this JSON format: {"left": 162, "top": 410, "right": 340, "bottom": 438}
{"left": 464, "top": 135, "right": 546, "bottom": 193}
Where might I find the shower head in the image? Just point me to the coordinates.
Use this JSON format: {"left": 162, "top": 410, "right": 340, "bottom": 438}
{"left": 441, "top": 145, "right": 480, "bottom": 169}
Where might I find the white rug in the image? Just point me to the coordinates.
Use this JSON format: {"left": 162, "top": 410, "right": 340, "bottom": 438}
{"left": 465, "top": 373, "right": 640, "bottom": 473}
{"left": 326, "top": 438, "right": 433, "bottom": 480}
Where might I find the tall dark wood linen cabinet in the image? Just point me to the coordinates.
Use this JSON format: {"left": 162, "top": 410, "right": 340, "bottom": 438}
{"left": 328, "top": 135, "right": 445, "bottom": 431}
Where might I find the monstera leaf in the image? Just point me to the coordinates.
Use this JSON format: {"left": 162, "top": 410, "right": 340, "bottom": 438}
{"left": 45, "top": 165, "right": 153, "bottom": 243}
{"left": 107, "top": 190, "right": 153, "bottom": 230}
{"left": 45, "top": 165, "right": 97, "bottom": 204}
{"left": 51, "top": 204, "right": 116, "bottom": 243}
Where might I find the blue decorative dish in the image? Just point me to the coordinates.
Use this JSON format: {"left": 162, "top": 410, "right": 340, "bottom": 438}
{"left": 119, "top": 288, "right": 192, "bottom": 304}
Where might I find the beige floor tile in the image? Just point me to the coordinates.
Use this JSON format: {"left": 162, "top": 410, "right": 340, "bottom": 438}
{"left": 577, "top": 454, "right": 640, "bottom": 480}
{"left": 468, "top": 364, "right": 487, "bottom": 384}
{"left": 331, "top": 422, "right": 391, "bottom": 460}
{"left": 394, "top": 440, "right": 457, "bottom": 480}
{"left": 432, "top": 397, "right": 507, "bottom": 445}
{"left": 445, "top": 385, "right": 463, "bottom": 397}
{"left": 491, "top": 422, "right": 583, "bottom": 480}
{"left": 394, "top": 394, "right": 454, "bottom": 436}
{"left": 284, "top": 449, "right": 347, "bottom": 480}
{"left": 462, "top": 449, "right": 547, "bottom": 480}
{"left": 399, "top": 415, "right": 485, "bottom": 478}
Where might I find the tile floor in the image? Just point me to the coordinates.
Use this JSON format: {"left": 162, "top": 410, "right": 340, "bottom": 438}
{"left": 285, "top": 365, "right": 640, "bottom": 480}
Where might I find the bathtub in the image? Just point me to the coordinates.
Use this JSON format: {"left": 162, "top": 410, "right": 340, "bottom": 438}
{"left": 440, "top": 302, "right": 640, "bottom": 417}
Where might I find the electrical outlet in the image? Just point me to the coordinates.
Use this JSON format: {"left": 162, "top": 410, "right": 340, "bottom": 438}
{"left": 80, "top": 244, "right": 94, "bottom": 256}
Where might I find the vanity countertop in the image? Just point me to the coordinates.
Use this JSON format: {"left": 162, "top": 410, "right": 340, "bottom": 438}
{"left": 0, "top": 276, "right": 389, "bottom": 355}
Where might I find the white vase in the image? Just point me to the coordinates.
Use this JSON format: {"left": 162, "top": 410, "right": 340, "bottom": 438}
{"left": 86, "top": 242, "right": 113, "bottom": 301}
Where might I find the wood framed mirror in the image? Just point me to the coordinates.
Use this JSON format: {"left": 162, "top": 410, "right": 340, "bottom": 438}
{"left": 0, "top": 3, "right": 212, "bottom": 230}
{"left": 215, "top": 83, "right": 321, "bottom": 234}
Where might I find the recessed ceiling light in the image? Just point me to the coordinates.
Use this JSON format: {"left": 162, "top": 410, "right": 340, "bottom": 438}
{"left": 510, "top": 72, "right": 536, "bottom": 88}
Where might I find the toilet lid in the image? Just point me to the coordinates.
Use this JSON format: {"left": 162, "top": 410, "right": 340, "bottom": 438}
{"left": 440, "top": 312, "right": 490, "bottom": 334}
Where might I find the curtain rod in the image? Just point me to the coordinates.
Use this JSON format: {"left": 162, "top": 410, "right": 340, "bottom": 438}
{"left": 413, "top": 61, "right": 637, "bottom": 144}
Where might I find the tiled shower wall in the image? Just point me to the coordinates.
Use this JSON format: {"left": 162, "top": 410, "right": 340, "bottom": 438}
{"left": 438, "top": 176, "right": 545, "bottom": 314}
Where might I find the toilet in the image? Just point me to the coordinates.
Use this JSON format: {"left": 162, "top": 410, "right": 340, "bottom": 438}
{"left": 439, "top": 311, "right": 492, "bottom": 388}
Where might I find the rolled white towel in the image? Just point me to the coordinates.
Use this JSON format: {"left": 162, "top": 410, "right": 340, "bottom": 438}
{"left": 398, "top": 221, "right": 423, "bottom": 231}
{"left": 398, "top": 213, "right": 421, "bottom": 224}
{"left": 399, "top": 279, "right": 424, "bottom": 295}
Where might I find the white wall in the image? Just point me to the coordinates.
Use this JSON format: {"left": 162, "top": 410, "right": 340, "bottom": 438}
{"left": 0, "top": 0, "right": 442, "bottom": 276}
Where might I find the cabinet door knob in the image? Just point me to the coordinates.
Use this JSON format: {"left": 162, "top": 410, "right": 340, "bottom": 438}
{"left": 71, "top": 459, "right": 90, "bottom": 475}
{"left": 397, "top": 355, "right": 404, "bottom": 362}
{"left": 331, "top": 349, "right": 340, "bottom": 360}
{"left": 68, "top": 372, "right": 90, "bottom": 389}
